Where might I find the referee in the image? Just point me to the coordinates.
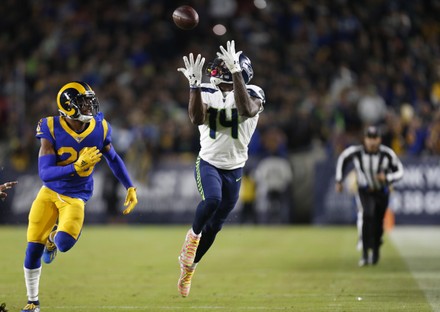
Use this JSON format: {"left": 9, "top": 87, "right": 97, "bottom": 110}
{"left": 335, "top": 126, "right": 404, "bottom": 266}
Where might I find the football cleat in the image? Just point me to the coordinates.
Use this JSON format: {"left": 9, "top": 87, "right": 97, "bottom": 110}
{"left": 179, "top": 229, "right": 201, "bottom": 267}
{"left": 21, "top": 302, "right": 40, "bottom": 312}
{"left": 178, "top": 262, "right": 196, "bottom": 297}
{"left": 42, "top": 229, "right": 57, "bottom": 264}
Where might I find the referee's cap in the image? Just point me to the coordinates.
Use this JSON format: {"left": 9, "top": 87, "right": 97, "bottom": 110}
{"left": 365, "top": 126, "right": 381, "bottom": 138}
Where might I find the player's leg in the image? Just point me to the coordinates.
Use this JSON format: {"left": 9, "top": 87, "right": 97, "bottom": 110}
{"left": 178, "top": 157, "right": 222, "bottom": 297}
{"left": 178, "top": 168, "right": 242, "bottom": 296}
{"left": 192, "top": 158, "right": 223, "bottom": 235}
{"left": 41, "top": 192, "right": 84, "bottom": 264}
{"left": 23, "top": 187, "right": 58, "bottom": 311}
{"left": 52, "top": 193, "right": 85, "bottom": 252}
{"left": 180, "top": 158, "right": 222, "bottom": 265}
{"left": 194, "top": 166, "right": 242, "bottom": 263}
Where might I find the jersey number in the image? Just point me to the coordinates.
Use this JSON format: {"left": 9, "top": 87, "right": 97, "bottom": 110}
{"left": 208, "top": 107, "right": 238, "bottom": 139}
{"left": 56, "top": 147, "right": 95, "bottom": 177}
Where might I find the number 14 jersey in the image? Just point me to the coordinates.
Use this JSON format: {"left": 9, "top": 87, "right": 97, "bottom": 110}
{"left": 198, "top": 83, "right": 265, "bottom": 170}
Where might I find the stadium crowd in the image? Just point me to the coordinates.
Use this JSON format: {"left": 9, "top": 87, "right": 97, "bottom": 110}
{"left": 1, "top": 0, "right": 440, "bottom": 184}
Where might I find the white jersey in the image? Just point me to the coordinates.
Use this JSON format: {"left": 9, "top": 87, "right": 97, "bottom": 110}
{"left": 198, "top": 82, "right": 265, "bottom": 170}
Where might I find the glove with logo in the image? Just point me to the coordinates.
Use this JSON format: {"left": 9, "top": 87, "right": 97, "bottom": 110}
{"left": 73, "top": 147, "right": 102, "bottom": 172}
{"left": 123, "top": 187, "right": 138, "bottom": 215}
{"left": 217, "top": 40, "right": 242, "bottom": 74}
{"left": 177, "top": 53, "right": 205, "bottom": 88}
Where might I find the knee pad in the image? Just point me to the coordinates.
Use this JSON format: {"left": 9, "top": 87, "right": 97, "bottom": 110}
{"left": 55, "top": 231, "right": 77, "bottom": 252}
{"left": 24, "top": 242, "right": 45, "bottom": 269}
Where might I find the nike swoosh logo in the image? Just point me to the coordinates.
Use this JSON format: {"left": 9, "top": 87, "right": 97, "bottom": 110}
{"left": 236, "top": 177, "right": 242, "bottom": 182}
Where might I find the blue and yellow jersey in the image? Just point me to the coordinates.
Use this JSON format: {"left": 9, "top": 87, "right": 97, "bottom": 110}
{"left": 35, "top": 112, "right": 111, "bottom": 201}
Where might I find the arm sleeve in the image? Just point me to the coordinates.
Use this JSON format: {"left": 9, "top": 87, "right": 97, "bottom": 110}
{"left": 103, "top": 145, "right": 134, "bottom": 189}
{"left": 386, "top": 150, "right": 404, "bottom": 183}
{"left": 335, "top": 146, "right": 357, "bottom": 182}
{"left": 39, "top": 154, "right": 75, "bottom": 182}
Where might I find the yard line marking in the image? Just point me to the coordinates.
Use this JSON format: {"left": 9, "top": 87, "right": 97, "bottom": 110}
{"left": 390, "top": 226, "right": 440, "bottom": 312}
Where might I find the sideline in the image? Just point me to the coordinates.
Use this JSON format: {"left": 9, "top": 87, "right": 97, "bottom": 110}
{"left": 390, "top": 226, "right": 440, "bottom": 312}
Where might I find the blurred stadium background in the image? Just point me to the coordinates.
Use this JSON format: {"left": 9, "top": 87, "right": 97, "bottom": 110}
{"left": 1, "top": 0, "right": 440, "bottom": 227}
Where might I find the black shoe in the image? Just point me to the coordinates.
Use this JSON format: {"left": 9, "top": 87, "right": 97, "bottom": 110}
{"left": 372, "top": 248, "right": 380, "bottom": 265}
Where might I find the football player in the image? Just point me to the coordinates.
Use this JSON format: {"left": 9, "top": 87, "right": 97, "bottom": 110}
{"left": 176, "top": 40, "right": 265, "bottom": 297}
{"left": 21, "top": 81, "right": 138, "bottom": 312}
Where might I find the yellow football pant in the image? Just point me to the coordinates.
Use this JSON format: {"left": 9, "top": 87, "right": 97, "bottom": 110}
{"left": 27, "top": 186, "right": 85, "bottom": 244}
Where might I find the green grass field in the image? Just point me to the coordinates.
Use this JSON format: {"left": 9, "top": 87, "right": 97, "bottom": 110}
{"left": 0, "top": 225, "right": 436, "bottom": 311}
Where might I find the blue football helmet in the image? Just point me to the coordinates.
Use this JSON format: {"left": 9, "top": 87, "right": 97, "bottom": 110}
{"left": 57, "top": 81, "right": 100, "bottom": 123}
{"left": 207, "top": 54, "right": 254, "bottom": 86}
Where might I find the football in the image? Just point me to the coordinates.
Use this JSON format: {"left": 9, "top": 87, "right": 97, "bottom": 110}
{"left": 172, "top": 5, "right": 199, "bottom": 30}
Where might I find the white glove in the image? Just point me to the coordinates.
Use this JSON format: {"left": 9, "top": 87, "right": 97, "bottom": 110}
{"left": 177, "top": 53, "right": 205, "bottom": 88}
{"left": 217, "top": 40, "right": 242, "bottom": 74}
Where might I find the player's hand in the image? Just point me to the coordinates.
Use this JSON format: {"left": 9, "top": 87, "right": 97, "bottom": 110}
{"left": 0, "top": 181, "right": 18, "bottom": 192}
{"left": 177, "top": 53, "right": 205, "bottom": 88}
{"left": 73, "top": 147, "right": 102, "bottom": 172}
{"left": 217, "top": 40, "right": 242, "bottom": 74}
{"left": 123, "top": 187, "right": 138, "bottom": 215}
{"left": 377, "top": 172, "right": 387, "bottom": 183}
{"left": 0, "top": 181, "right": 18, "bottom": 199}
{"left": 335, "top": 182, "right": 343, "bottom": 193}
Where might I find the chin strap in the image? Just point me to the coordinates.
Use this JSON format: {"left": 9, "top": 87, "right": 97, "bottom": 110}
{"left": 76, "top": 114, "right": 93, "bottom": 123}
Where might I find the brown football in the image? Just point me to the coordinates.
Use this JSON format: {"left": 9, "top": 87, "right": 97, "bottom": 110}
{"left": 172, "top": 5, "right": 199, "bottom": 30}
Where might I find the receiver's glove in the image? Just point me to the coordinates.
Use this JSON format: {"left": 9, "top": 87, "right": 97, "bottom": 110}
{"left": 74, "top": 147, "right": 102, "bottom": 172}
{"left": 217, "top": 40, "right": 242, "bottom": 74}
{"left": 177, "top": 53, "right": 205, "bottom": 88}
{"left": 123, "top": 187, "right": 138, "bottom": 215}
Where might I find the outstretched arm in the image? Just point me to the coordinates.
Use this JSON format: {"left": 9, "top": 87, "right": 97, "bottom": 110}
{"left": 232, "top": 73, "right": 261, "bottom": 118}
{"left": 102, "top": 144, "right": 137, "bottom": 214}
{"left": 188, "top": 88, "right": 207, "bottom": 125}
{"left": 217, "top": 40, "right": 261, "bottom": 117}
{"left": 177, "top": 53, "right": 208, "bottom": 125}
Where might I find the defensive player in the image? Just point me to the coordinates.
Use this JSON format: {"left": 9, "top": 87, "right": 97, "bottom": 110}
{"left": 335, "top": 126, "right": 404, "bottom": 266}
{"left": 21, "top": 81, "right": 138, "bottom": 312}
{"left": 176, "top": 40, "right": 265, "bottom": 297}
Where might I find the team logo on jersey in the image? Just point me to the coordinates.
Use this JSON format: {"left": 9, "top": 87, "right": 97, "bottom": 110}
{"left": 36, "top": 119, "right": 43, "bottom": 135}
{"left": 75, "top": 136, "right": 84, "bottom": 143}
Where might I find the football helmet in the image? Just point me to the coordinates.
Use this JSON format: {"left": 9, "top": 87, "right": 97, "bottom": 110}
{"left": 206, "top": 54, "right": 254, "bottom": 86}
{"left": 57, "top": 81, "right": 99, "bottom": 123}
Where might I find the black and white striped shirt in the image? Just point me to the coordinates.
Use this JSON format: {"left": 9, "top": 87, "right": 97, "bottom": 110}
{"left": 335, "top": 144, "right": 404, "bottom": 191}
